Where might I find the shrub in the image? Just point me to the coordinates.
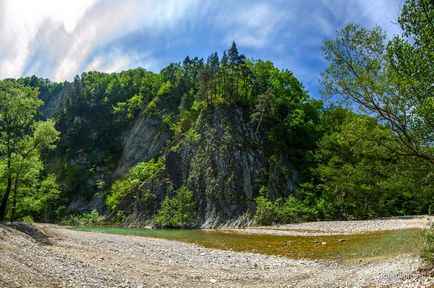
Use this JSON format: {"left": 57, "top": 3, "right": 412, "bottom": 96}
{"left": 183, "top": 128, "right": 201, "bottom": 145}
{"left": 254, "top": 195, "right": 280, "bottom": 225}
{"left": 279, "top": 196, "right": 309, "bottom": 222}
{"left": 422, "top": 223, "right": 434, "bottom": 271}
{"left": 60, "top": 209, "right": 103, "bottom": 226}
{"left": 154, "top": 187, "right": 196, "bottom": 228}
{"left": 106, "top": 158, "right": 163, "bottom": 210}
{"left": 254, "top": 186, "right": 318, "bottom": 225}
{"left": 21, "top": 215, "right": 34, "bottom": 224}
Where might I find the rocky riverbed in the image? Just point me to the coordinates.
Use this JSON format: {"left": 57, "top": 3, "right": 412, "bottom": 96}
{"left": 231, "top": 215, "right": 433, "bottom": 236}
{"left": 0, "top": 219, "right": 433, "bottom": 287}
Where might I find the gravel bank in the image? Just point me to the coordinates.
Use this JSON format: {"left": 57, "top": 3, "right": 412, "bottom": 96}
{"left": 0, "top": 222, "right": 433, "bottom": 287}
{"left": 233, "top": 215, "right": 433, "bottom": 236}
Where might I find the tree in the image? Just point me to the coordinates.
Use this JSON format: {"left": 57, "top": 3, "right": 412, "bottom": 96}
{"left": 308, "top": 110, "right": 433, "bottom": 218}
{"left": 9, "top": 120, "right": 59, "bottom": 220}
{"left": 321, "top": 0, "right": 434, "bottom": 165}
{"left": 0, "top": 80, "right": 59, "bottom": 221}
{"left": 251, "top": 89, "right": 274, "bottom": 134}
{"left": 154, "top": 186, "right": 196, "bottom": 228}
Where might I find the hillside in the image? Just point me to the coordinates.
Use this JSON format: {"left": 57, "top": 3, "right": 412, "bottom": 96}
{"left": 7, "top": 41, "right": 429, "bottom": 227}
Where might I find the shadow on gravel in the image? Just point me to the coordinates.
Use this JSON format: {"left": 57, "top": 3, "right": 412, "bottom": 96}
{"left": 5, "top": 222, "right": 53, "bottom": 245}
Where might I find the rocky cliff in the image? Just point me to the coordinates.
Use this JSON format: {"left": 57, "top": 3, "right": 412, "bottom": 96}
{"left": 26, "top": 54, "right": 308, "bottom": 227}
{"left": 114, "top": 105, "right": 298, "bottom": 227}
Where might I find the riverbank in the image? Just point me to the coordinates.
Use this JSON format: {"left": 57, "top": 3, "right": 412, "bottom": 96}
{"left": 231, "top": 215, "right": 433, "bottom": 236}
{"left": 0, "top": 219, "right": 433, "bottom": 287}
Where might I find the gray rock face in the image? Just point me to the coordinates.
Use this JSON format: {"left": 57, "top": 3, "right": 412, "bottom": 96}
{"left": 40, "top": 90, "right": 64, "bottom": 119}
{"left": 114, "top": 117, "right": 171, "bottom": 176}
{"left": 166, "top": 106, "right": 297, "bottom": 227}
{"left": 55, "top": 100, "right": 297, "bottom": 226}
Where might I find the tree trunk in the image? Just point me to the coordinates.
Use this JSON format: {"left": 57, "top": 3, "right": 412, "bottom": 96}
{"left": 0, "top": 176, "right": 12, "bottom": 221}
{"left": 11, "top": 176, "right": 19, "bottom": 221}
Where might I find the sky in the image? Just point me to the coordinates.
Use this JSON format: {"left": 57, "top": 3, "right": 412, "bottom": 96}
{"left": 0, "top": 0, "right": 404, "bottom": 98}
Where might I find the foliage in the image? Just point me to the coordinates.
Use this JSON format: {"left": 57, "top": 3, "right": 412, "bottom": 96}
{"left": 60, "top": 209, "right": 103, "bottom": 226}
{"left": 0, "top": 79, "right": 59, "bottom": 221}
{"left": 21, "top": 215, "right": 35, "bottom": 224}
{"left": 154, "top": 187, "right": 196, "bottom": 228}
{"left": 183, "top": 128, "right": 201, "bottom": 145}
{"left": 254, "top": 195, "right": 280, "bottom": 225}
{"left": 321, "top": 0, "right": 434, "bottom": 165}
{"left": 422, "top": 224, "right": 434, "bottom": 269}
{"left": 18, "top": 174, "right": 62, "bottom": 222}
{"left": 299, "top": 108, "right": 433, "bottom": 219}
{"left": 106, "top": 158, "right": 163, "bottom": 210}
{"left": 254, "top": 187, "right": 317, "bottom": 225}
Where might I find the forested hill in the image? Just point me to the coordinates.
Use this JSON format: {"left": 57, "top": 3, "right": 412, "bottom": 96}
{"left": 4, "top": 37, "right": 427, "bottom": 227}
{"left": 2, "top": 0, "right": 433, "bottom": 227}
{"left": 22, "top": 44, "right": 322, "bottom": 226}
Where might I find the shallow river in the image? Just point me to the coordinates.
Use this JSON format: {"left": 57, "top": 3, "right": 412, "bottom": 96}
{"left": 72, "top": 226, "right": 423, "bottom": 263}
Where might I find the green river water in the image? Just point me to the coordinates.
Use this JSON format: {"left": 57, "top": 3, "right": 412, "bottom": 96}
{"left": 72, "top": 226, "right": 423, "bottom": 263}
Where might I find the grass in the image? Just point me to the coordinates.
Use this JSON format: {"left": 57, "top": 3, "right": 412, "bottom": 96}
{"left": 70, "top": 225, "right": 424, "bottom": 263}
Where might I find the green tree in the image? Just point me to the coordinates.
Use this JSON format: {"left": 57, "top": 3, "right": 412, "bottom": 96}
{"left": 154, "top": 186, "right": 196, "bottom": 228}
{"left": 0, "top": 80, "right": 59, "bottom": 221}
{"left": 106, "top": 159, "right": 163, "bottom": 211}
{"left": 322, "top": 0, "right": 434, "bottom": 165}
{"left": 306, "top": 109, "right": 433, "bottom": 218}
{"left": 250, "top": 88, "right": 274, "bottom": 134}
{"left": 9, "top": 120, "right": 59, "bottom": 219}
{"left": 19, "top": 174, "right": 62, "bottom": 222}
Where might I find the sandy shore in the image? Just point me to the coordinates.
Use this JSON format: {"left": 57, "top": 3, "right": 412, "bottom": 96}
{"left": 0, "top": 219, "right": 433, "bottom": 287}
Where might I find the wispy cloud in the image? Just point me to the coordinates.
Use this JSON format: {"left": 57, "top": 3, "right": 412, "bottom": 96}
{"left": 219, "top": 2, "right": 287, "bottom": 49}
{"left": 0, "top": 0, "right": 403, "bottom": 96}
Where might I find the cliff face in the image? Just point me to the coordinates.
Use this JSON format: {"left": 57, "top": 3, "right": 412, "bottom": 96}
{"left": 174, "top": 106, "right": 297, "bottom": 226}
{"left": 114, "top": 105, "right": 298, "bottom": 227}
{"left": 38, "top": 88, "right": 298, "bottom": 226}
{"left": 114, "top": 117, "right": 171, "bottom": 177}
{"left": 29, "top": 61, "right": 305, "bottom": 226}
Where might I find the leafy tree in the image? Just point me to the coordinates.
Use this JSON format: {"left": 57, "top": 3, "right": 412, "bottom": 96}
{"left": 250, "top": 88, "right": 274, "bottom": 134}
{"left": 19, "top": 174, "right": 62, "bottom": 222}
{"left": 304, "top": 109, "right": 433, "bottom": 219}
{"left": 0, "top": 80, "right": 59, "bottom": 221}
{"left": 10, "top": 120, "right": 59, "bottom": 219}
{"left": 106, "top": 158, "right": 163, "bottom": 210}
{"left": 322, "top": 0, "right": 434, "bottom": 165}
{"left": 154, "top": 186, "right": 196, "bottom": 228}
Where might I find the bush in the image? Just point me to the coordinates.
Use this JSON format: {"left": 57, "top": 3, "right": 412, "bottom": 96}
{"left": 254, "top": 195, "right": 280, "bottom": 225}
{"left": 154, "top": 187, "right": 196, "bottom": 228}
{"left": 183, "top": 128, "right": 201, "bottom": 145}
{"left": 106, "top": 159, "right": 163, "bottom": 210}
{"left": 60, "top": 209, "right": 103, "bottom": 226}
{"left": 422, "top": 224, "right": 434, "bottom": 270}
{"left": 254, "top": 186, "right": 318, "bottom": 225}
{"left": 279, "top": 196, "right": 317, "bottom": 223}
{"left": 21, "top": 215, "right": 34, "bottom": 224}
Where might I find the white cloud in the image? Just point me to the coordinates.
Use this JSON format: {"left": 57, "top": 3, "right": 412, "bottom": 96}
{"left": 0, "top": 0, "right": 200, "bottom": 81}
{"left": 219, "top": 2, "right": 287, "bottom": 49}
{"left": 84, "top": 48, "right": 160, "bottom": 74}
{"left": 0, "top": 0, "right": 404, "bottom": 86}
{"left": 353, "top": 0, "right": 403, "bottom": 37}
{"left": 0, "top": 0, "right": 97, "bottom": 79}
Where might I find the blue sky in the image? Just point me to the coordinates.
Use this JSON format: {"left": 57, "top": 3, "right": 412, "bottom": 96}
{"left": 0, "top": 0, "right": 403, "bottom": 98}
